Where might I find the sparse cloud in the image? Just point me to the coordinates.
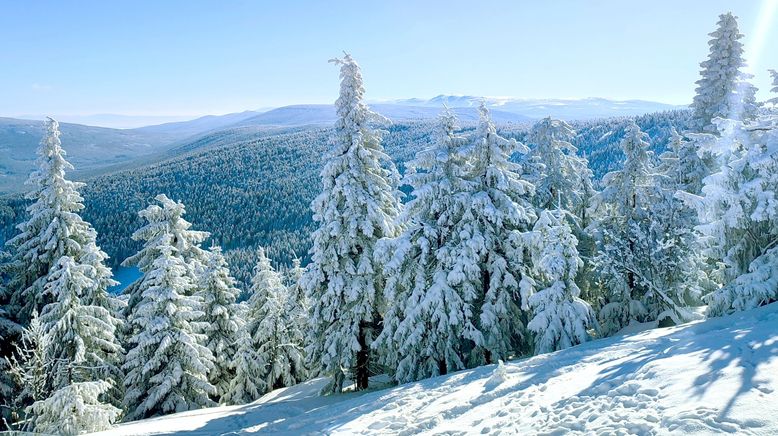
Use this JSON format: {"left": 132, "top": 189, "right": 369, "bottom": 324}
{"left": 31, "top": 83, "right": 52, "bottom": 91}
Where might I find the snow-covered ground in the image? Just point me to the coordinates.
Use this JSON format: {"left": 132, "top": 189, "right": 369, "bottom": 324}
{"left": 95, "top": 303, "right": 778, "bottom": 435}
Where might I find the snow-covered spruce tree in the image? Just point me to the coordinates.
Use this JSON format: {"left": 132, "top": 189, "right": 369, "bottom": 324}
{"left": 450, "top": 103, "right": 536, "bottom": 365}
{"left": 283, "top": 257, "right": 308, "bottom": 372}
{"left": 121, "top": 194, "right": 210, "bottom": 318}
{"left": 3, "top": 311, "right": 47, "bottom": 430}
{"left": 698, "top": 111, "right": 778, "bottom": 316}
{"left": 222, "top": 327, "right": 264, "bottom": 406}
{"left": 0, "top": 118, "right": 124, "bottom": 413}
{"left": 665, "top": 128, "right": 711, "bottom": 197}
{"left": 245, "top": 248, "right": 305, "bottom": 392}
{"left": 691, "top": 12, "right": 758, "bottom": 133}
{"left": 39, "top": 257, "right": 122, "bottom": 401}
{"left": 122, "top": 230, "right": 215, "bottom": 420}
{"left": 28, "top": 381, "right": 120, "bottom": 435}
{"left": 302, "top": 54, "right": 401, "bottom": 392}
{"left": 526, "top": 210, "right": 595, "bottom": 354}
{"left": 770, "top": 70, "right": 778, "bottom": 106}
{"left": 199, "top": 246, "right": 241, "bottom": 401}
{"left": 656, "top": 129, "right": 711, "bottom": 305}
{"left": 593, "top": 122, "right": 697, "bottom": 335}
{"left": 0, "top": 284, "right": 22, "bottom": 424}
{"left": 526, "top": 117, "right": 595, "bottom": 220}
{"left": 3, "top": 118, "right": 120, "bottom": 328}
{"left": 525, "top": 117, "right": 598, "bottom": 302}
{"left": 375, "top": 109, "right": 482, "bottom": 383}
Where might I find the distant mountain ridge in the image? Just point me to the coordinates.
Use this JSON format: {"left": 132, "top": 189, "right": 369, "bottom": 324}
{"left": 382, "top": 95, "right": 687, "bottom": 120}
{"left": 0, "top": 97, "right": 683, "bottom": 194}
{"left": 233, "top": 104, "right": 532, "bottom": 128}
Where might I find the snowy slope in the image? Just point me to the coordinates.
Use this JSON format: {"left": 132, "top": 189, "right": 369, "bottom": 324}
{"left": 94, "top": 302, "right": 778, "bottom": 435}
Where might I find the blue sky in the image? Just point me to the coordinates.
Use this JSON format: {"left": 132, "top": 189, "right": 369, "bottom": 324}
{"left": 2, "top": 0, "right": 776, "bottom": 117}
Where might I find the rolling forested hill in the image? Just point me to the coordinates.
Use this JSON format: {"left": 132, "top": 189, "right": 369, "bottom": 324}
{"left": 0, "top": 109, "right": 690, "bottom": 290}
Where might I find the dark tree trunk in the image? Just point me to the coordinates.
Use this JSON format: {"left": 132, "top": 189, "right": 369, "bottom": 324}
{"left": 438, "top": 359, "right": 448, "bottom": 376}
{"left": 482, "top": 267, "right": 492, "bottom": 365}
{"left": 356, "top": 321, "right": 370, "bottom": 390}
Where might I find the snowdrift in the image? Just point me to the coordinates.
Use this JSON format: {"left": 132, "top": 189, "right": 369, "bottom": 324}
{"left": 95, "top": 303, "right": 778, "bottom": 435}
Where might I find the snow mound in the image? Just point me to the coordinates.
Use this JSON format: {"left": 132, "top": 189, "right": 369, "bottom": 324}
{"left": 94, "top": 303, "right": 778, "bottom": 435}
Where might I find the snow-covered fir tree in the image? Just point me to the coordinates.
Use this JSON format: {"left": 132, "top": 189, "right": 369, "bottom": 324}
{"left": 697, "top": 108, "right": 778, "bottom": 316}
{"left": 283, "top": 257, "right": 309, "bottom": 369}
{"left": 665, "top": 128, "right": 712, "bottom": 196}
{"left": 39, "top": 257, "right": 122, "bottom": 396}
{"left": 222, "top": 327, "right": 264, "bottom": 406}
{"left": 526, "top": 210, "right": 595, "bottom": 354}
{"left": 121, "top": 194, "right": 210, "bottom": 318}
{"left": 691, "top": 12, "right": 758, "bottom": 133}
{"left": 526, "top": 117, "right": 595, "bottom": 221}
{"left": 3, "top": 311, "right": 47, "bottom": 429}
{"left": 199, "top": 246, "right": 241, "bottom": 401}
{"left": 525, "top": 116, "right": 599, "bottom": 301}
{"left": 375, "top": 109, "right": 482, "bottom": 383}
{"left": 302, "top": 54, "right": 401, "bottom": 392}
{"left": 245, "top": 248, "right": 306, "bottom": 392}
{"left": 27, "top": 381, "right": 120, "bottom": 435}
{"left": 2, "top": 118, "right": 120, "bottom": 327}
{"left": 657, "top": 129, "right": 711, "bottom": 305}
{"left": 767, "top": 70, "right": 778, "bottom": 109}
{"left": 0, "top": 118, "right": 123, "bottom": 418}
{"left": 450, "top": 103, "right": 536, "bottom": 364}
{"left": 0, "top": 284, "right": 22, "bottom": 422}
{"left": 123, "top": 213, "right": 215, "bottom": 420}
{"left": 593, "top": 122, "right": 697, "bottom": 335}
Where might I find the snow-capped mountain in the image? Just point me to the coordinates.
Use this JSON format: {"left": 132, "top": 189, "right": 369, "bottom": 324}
{"left": 383, "top": 95, "right": 686, "bottom": 120}
{"left": 233, "top": 103, "right": 531, "bottom": 127}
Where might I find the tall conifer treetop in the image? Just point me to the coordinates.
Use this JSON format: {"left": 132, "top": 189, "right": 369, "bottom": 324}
{"left": 691, "top": 12, "right": 758, "bottom": 133}
{"left": 303, "top": 53, "right": 401, "bottom": 392}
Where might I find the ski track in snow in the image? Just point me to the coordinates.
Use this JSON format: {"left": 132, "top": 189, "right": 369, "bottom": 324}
{"left": 94, "top": 303, "right": 778, "bottom": 435}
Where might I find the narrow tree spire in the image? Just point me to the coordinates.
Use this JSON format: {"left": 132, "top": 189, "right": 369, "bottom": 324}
{"left": 303, "top": 54, "right": 401, "bottom": 392}
{"left": 691, "top": 12, "right": 758, "bottom": 132}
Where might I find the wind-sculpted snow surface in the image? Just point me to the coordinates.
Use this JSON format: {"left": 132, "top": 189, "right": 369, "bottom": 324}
{"left": 94, "top": 302, "right": 778, "bottom": 435}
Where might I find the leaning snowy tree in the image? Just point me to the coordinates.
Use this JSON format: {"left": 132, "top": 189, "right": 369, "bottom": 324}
{"left": 451, "top": 103, "right": 536, "bottom": 365}
{"left": 691, "top": 12, "right": 758, "bottom": 133}
{"left": 593, "top": 122, "right": 698, "bottom": 335}
{"left": 302, "top": 54, "right": 401, "bottom": 392}
{"left": 526, "top": 210, "right": 596, "bottom": 354}
{"left": 375, "top": 109, "right": 482, "bottom": 383}
{"left": 245, "top": 248, "right": 306, "bottom": 392}
{"left": 122, "top": 202, "right": 215, "bottom": 420}
{"left": 199, "top": 246, "right": 241, "bottom": 401}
